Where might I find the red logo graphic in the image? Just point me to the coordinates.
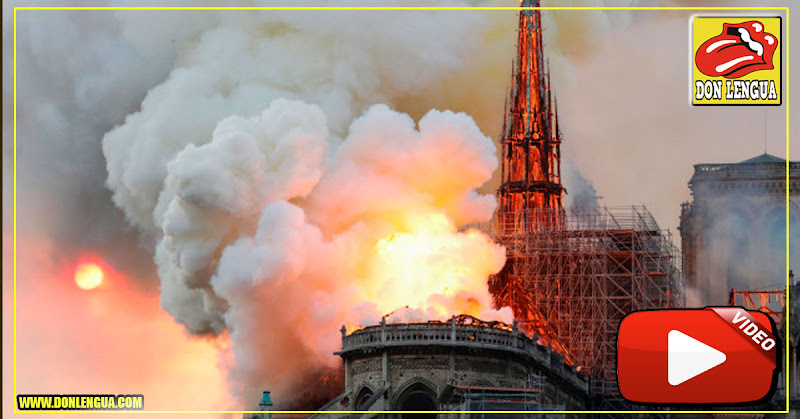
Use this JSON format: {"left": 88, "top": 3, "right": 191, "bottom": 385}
{"left": 695, "top": 21, "right": 778, "bottom": 78}
{"left": 617, "top": 307, "right": 779, "bottom": 405}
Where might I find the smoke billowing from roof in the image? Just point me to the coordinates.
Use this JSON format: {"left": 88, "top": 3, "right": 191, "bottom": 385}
{"left": 97, "top": 7, "right": 518, "bottom": 405}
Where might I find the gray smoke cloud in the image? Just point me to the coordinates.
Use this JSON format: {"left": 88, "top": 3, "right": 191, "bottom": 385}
{"left": 96, "top": 4, "right": 515, "bottom": 405}
{"left": 109, "top": 94, "right": 510, "bottom": 401}
{"left": 684, "top": 185, "right": 798, "bottom": 306}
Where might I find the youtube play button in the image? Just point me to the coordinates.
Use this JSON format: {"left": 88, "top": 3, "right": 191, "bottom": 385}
{"left": 618, "top": 307, "right": 779, "bottom": 405}
{"left": 668, "top": 330, "right": 726, "bottom": 385}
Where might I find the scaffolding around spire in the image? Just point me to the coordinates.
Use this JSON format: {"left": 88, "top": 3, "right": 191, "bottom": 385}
{"left": 488, "top": 4, "right": 683, "bottom": 401}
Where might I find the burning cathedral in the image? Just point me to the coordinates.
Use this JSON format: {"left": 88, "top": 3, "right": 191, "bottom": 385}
{"left": 291, "top": 2, "right": 800, "bottom": 415}
{"left": 306, "top": 0, "right": 682, "bottom": 415}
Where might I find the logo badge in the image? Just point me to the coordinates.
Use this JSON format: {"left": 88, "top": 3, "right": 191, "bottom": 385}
{"left": 617, "top": 307, "right": 780, "bottom": 405}
{"left": 692, "top": 17, "right": 781, "bottom": 105}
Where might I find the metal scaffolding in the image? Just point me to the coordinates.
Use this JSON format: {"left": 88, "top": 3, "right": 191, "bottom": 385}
{"left": 443, "top": 373, "right": 566, "bottom": 418}
{"left": 728, "top": 288, "right": 786, "bottom": 326}
{"left": 490, "top": 0, "right": 684, "bottom": 400}
{"left": 488, "top": 206, "right": 684, "bottom": 395}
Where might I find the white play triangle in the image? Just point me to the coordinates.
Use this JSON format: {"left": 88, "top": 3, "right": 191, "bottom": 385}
{"left": 668, "top": 330, "right": 727, "bottom": 386}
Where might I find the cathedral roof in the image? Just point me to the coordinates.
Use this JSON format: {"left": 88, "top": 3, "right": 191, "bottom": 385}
{"left": 689, "top": 153, "right": 800, "bottom": 187}
{"left": 737, "top": 153, "right": 786, "bottom": 164}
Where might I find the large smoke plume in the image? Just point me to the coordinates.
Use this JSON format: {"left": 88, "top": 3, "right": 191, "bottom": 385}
{"left": 98, "top": 5, "right": 515, "bottom": 405}
{"left": 96, "top": 3, "right": 651, "bottom": 404}
{"left": 107, "top": 98, "right": 510, "bottom": 400}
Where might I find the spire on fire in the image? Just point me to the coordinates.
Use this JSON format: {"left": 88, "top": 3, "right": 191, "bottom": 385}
{"left": 490, "top": 0, "right": 569, "bottom": 360}
{"left": 497, "top": 0, "right": 563, "bottom": 234}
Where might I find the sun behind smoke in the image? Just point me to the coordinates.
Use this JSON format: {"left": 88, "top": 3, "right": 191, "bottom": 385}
{"left": 74, "top": 262, "right": 103, "bottom": 290}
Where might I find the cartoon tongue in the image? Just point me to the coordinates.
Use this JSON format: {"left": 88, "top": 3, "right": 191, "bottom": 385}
{"left": 696, "top": 22, "right": 776, "bottom": 79}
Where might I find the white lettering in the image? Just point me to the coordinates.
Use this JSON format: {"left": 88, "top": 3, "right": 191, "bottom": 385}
{"left": 769, "top": 80, "right": 777, "bottom": 100}
{"left": 696, "top": 81, "right": 705, "bottom": 100}
{"left": 759, "top": 80, "right": 769, "bottom": 99}
{"left": 705, "top": 81, "right": 714, "bottom": 99}
{"left": 762, "top": 338, "right": 776, "bottom": 351}
{"left": 732, "top": 310, "right": 748, "bottom": 325}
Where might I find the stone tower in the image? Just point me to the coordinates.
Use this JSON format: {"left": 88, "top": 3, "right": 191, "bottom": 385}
{"left": 680, "top": 153, "right": 800, "bottom": 305}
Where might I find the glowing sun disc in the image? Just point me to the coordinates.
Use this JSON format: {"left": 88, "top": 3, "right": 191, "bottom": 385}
{"left": 75, "top": 263, "right": 103, "bottom": 290}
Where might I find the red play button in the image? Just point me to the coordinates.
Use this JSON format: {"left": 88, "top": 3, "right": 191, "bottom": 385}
{"left": 617, "top": 307, "right": 779, "bottom": 405}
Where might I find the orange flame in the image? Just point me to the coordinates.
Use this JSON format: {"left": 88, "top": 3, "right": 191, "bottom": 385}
{"left": 366, "top": 212, "right": 508, "bottom": 323}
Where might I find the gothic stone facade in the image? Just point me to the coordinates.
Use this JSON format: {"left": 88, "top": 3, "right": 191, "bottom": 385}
{"left": 680, "top": 154, "right": 800, "bottom": 305}
{"left": 314, "top": 316, "right": 588, "bottom": 417}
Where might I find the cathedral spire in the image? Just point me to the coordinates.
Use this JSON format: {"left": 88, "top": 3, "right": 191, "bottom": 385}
{"left": 498, "top": 0, "right": 563, "bottom": 223}
{"left": 489, "top": 0, "right": 567, "bottom": 357}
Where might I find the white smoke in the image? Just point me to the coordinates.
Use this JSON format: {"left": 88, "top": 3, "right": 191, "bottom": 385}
{"left": 121, "top": 99, "right": 508, "bottom": 401}
{"left": 106, "top": 47, "right": 510, "bottom": 403}
{"left": 149, "top": 100, "right": 329, "bottom": 334}
{"left": 92, "top": 5, "right": 517, "bottom": 404}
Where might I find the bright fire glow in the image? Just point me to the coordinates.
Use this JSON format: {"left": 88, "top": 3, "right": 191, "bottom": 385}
{"left": 367, "top": 212, "right": 506, "bottom": 323}
{"left": 74, "top": 262, "right": 103, "bottom": 290}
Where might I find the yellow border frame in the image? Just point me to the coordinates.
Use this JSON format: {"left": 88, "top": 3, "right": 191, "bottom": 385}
{"left": 12, "top": 4, "right": 791, "bottom": 415}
